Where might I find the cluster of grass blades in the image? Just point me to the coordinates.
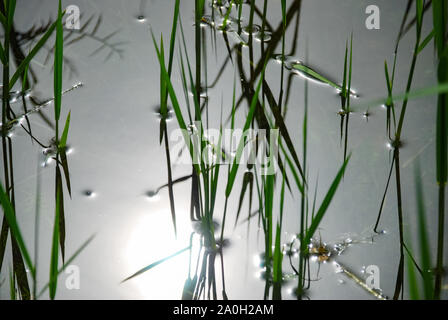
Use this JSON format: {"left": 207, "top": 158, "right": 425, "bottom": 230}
{"left": 4, "top": 0, "right": 447, "bottom": 302}
{"left": 0, "top": 0, "right": 92, "bottom": 300}
{"left": 122, "top": 0, "right": 358, "bottom": 302}
{"left": 369, "top": 0, "right": 448, "bottom": 300}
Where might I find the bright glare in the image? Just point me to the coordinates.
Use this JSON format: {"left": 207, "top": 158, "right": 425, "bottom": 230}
{"left": 125, "top": 211, "right": 193, "bottom": 299}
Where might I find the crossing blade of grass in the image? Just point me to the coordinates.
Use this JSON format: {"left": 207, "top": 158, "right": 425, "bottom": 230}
{"left": 302, "top": 156, "right": 350, "bottom": 249}
{"left": 122, "top": 247, "right": 190, "bottom": 283}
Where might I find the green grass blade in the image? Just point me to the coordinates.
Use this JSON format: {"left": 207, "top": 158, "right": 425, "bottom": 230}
{"left": 417, "top": 29, "right": 434, "bottom": 55}
{"left": 351, "top": 82, "right": 448, "bottom": 112}
{"left": 37, "top": 235, "right": 95, "bottom": 298}
{"left": 303, "top": 156, "right": 350, "bottom": 249}
{"left": 59, "top": 111, "right": 71, "bottom": 149}
{"left": 49, "top": 167, "right": 62, "bottom": 299}
{"left": 291, "top": 63, "right": 343, "bottom": 93}
{"left": 225, "top": 66, "right": 265, "bottom": 198}
{"left": 272, "top": 223, "right": 283, "bottom": 300}
{"left": 0, "top": 183, "right": 34, "bottom": 278}
{"left": 122, "top": 247, "right": 190, "bottom": 283}
{"left": 9, "top": 267, "right": 16, "bottom": 300}
{"left": 54, "top": 0, "right": 64, "bottom": 123}
{"left": 9, "top": 15, "right": 61, "bottom": 89}
{"left": 0, "top": 10, "right": 6, "bottom": 27}
{"left": 406, "top": 242, "right": 420, "bottom": 300}
{"left": 433, "top": 0, "right": 447, "bottom": 299}
{"left": 0, "top": 42, "right": 5, "bottom": 65}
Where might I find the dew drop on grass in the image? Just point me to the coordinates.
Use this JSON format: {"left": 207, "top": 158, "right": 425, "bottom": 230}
{"left": 242, "top": 24, "right": 261, "bottom": 35}
{"left": 254, "top": 31, "right": 272, "bottom": 42}
{"left": 153, "top": 105, "right": 173, "bottom": 121}
{"left": 188, "top": 85, "right": 208, "bottom": 99}
{"left": 216, "top": 238, "right": 231, "bottom": 250}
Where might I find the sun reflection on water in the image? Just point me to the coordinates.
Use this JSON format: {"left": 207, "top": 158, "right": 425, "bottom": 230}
{"left": 125, "top": 211, "right": 193, "bottom": 299}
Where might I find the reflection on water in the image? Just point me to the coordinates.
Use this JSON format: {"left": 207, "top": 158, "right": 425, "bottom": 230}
{"left": 0, "top": 0, "right": 446, "bottom": 301}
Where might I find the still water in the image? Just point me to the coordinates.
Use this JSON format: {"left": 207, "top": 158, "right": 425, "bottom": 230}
{"left": 0, "top": 0, "right": 446, "bottom": 299}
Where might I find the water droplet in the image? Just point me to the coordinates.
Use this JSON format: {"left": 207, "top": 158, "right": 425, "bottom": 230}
{"left": 216, "top": 238, "right": 231, "bottom": 249}
{"left": 200, "top": 15, "right": 215, "bottom": 27}
{"left": 333, "top": 261, "right": 344, "bottom": 273}
{"left": 136, "top": 15, "right": 146, "bottom": 22}
{"left": 337, "top": 279, "right": 345, "bottom": 285}
{"left": 188, "top": 85, "right": 208, "bottom": 99}
{"left": 212, "top": 0, "right": 230, "bottom": 9}
{"left": 254, "top": 252, "right": 266, "bottom": 268}
{"left": 243, "top": 24, "right": 261, "bottom": 35}
{"left": 153, "top": 105, "right": 173, "bottom": 121}
{"left": 0, "top": 90, "right": 29, "bottom": 104}
{"left": 83, "top": 190, "right": 95, "bottom": 197}
{"left": 387, "top": 139, "right": 403, "bottom": 150}
{"left": 0, "top": 117, "right": 23, "bottom": 138}
{"left": 254, "top": 31, "right": 272, "bottom": 42}
{"left": 145, "top": 190, "right": 159, "bottom": 200}
{"left": 361, "top": 266, "right": 366, "bottom": 274}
